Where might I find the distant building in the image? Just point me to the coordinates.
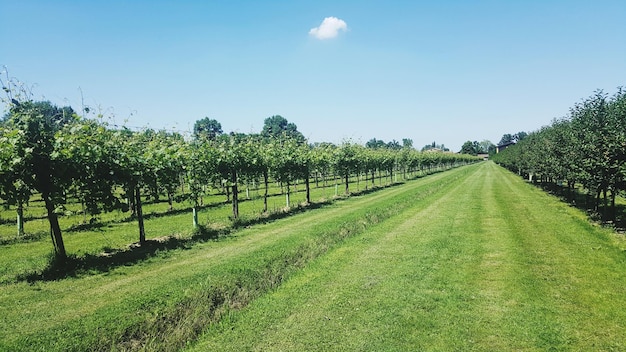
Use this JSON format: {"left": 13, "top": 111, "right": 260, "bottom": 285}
{"left": 477, "top": 153, "right": 489, "bottom": 160}
{"left": 496, "top": 141, "right": 515, "bottom": 153}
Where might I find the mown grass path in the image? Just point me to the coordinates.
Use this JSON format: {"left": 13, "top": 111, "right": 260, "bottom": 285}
{"left": 189, "top": 162, "right": 626, "bottom": 351}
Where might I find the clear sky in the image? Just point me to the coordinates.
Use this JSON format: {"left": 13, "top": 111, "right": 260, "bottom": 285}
{"left": 2, "top": 0, "right": 625, "bottom": 151}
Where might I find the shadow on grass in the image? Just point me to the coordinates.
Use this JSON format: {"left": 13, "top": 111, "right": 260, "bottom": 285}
{"left": 16, "top": 226, "right": 225, "bottom": 283}
{"left": 533, "top": 181, "right": 626, "bottom": 231}
{"left": 0, "top": 231, "right": 49, "bottom": 246}
{"left": 16, "top": 198, "right": 337, "bottom": 283}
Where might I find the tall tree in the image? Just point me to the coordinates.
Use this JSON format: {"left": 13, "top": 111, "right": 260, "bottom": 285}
{"left": 460, "top": 141, "right": 477, "bottom": 155}
{"left": 365, "top": 138, "right": 386, "bottom": 149}
{"left": 261, "top": 115, "right": 305, "bottom": 143}
{"left": 498, "top": 133, "right": 515, "bottom": 145}
{"left": 193, "top": 117, "right": 223, "bottom": 140}
{"left": 479, "top": 140, "right": 495, "bottom": 154}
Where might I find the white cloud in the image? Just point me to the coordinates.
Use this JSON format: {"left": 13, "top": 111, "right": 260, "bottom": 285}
{"left": 309, "top": 17, "right": 348, "bottom": 40}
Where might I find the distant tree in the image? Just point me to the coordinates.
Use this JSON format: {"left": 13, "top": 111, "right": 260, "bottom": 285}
{"left": 1, "top": 111, "right": 11, "bottom": 125}
{"left": 514, "top": 131, "right": 528, "bottom": 142}
{"left": 460, "top": 141, "right": 477, "bottom": 155}
{"left": 193, "top": 117, "right": 222, "bottom": 140}
{"left": 479, "top": 140, "right": 495, "bottom": 154}
{"left": 402, "top": 138, "right": 413, "bottom": 149}
{"left": 498, "top": 134, "right": 515, "bottom": 145}
{"left": 421, "top": 141, "right": 449, "bottom": 152}
{"left": 386, "top": 139, "right": 401, "bottom": 150}
{"left": 261, "top": 115, "right": 304, "bottom": 143}
{"left": 365, "top": 138, "right": 386, "bottom": 149}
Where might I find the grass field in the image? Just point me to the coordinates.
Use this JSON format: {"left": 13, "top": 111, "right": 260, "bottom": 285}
{"left": 2, "top": 162, "right": 626, "bottom": 351}
{"left": 188, "top": 161, "right": 626, "bottom": 351}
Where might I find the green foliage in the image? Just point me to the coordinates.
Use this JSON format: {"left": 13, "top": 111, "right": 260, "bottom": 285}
{"left": 421, "top": 141, "right": 449, "bottom": 152}
{"left": 261, "top": 115, "right": 304, "bottom": 143}
{"left": 193, "top": 117, "right": 222, "bottom": 140}
{"left": 492, "top": 87, "right": 626, "bottom": 220}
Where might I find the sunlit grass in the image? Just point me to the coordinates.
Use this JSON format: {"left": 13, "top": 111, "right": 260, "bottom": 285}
{"left": 189, "top": 162, "right": 626, "bottom": 351}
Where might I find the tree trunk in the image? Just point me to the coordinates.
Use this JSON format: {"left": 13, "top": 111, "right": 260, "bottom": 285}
{"left": 128, "top": 187, "right": 135, "bottom": 217}
{"left": 345, "top": 173, "right": 349, "bottom": 194}
{"left": 16, "top": 199, "right": 24, "bottom": 237}
{"left": 81, "top": 199, "right": 87, "bottom": 224}
{"left": 610, "top": 189, "right": 616, "bottom": 222}
{"left": 305, "top": 175, "right": 310, "bottom": 204}
{"left": 135, "top": 186, "right": 146, "bottom": 244}
{"left": 231, "top": 172, "right": 239, "bottom": 219}
{"left": 285, "top": 181, "right": 290, "bottom": 208}
{"left": 192, "top": 202, "right": 199, "bottom": 228}
{"left": 167, "top": 191, "right": 174, "bottom": 212}
{"left": 43, "top": 192, "right": 66, "bottom": 260}
{"left": 602, "top": 187, "right": 608, "bottom": 220}
{"left": 263, "top": 170, "right": 269, "bottom": 213}
{"left": 363, "top": 170, "right": 370, "bottom": 191}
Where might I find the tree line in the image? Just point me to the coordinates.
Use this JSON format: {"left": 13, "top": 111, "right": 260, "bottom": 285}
{"left": 491, "top": 88, "right": 626, "bottom": 221}
{"left": 0, "top": 84, "right": 479, "bottom": 260}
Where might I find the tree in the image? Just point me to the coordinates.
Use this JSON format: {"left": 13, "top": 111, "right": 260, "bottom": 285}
{"left": 402, "top": 138, "right": 413, "bottom": 149}
{"left": 185, "top": 137, "right": 217, "bottom": 227}
{"left": 386, "top": 139, "right": 401, "bottom": 150}
{"left": 1, "top": 99, "right": 77, "bottom": 259}
{"left": 478, "top": 140, "right": 495, "bottom": 154}
{"left": 0, "top": 124, "right": 30, "bottom": 237}
{"left": 261, "top": 115, "right": 304, "bottom": 143}
{"left": 333, "top": 142, "right": 361, "bottom": 194}
{"left": 266, "top": 137, "right": 310, "bottom": 208}
{"left": 460, "top": 141, "right": 477, "bottom": 155}
{"left": 498, "top": 134, "right": 514, "bottom": 145}
{"left": 365, "top": 138, "right": 386, "bottom": 149}
{"left": 193, "top": 117, "right": 223, "bottom": 140}
{"left": 514, "top": 131, "right": 528, "bottom": 142}
{"left": 57, "top": 117, "right": 122, "bottom": 224}
{"left": 421, "top": 141, "right": 449, "bottom": 152}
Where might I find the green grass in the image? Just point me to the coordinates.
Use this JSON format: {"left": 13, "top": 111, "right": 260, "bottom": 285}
{"left": 0, "top": 165, "right": 463, "bottom": 351}
{"left": 188, "top": 162, "right": 626, "bottom": 351}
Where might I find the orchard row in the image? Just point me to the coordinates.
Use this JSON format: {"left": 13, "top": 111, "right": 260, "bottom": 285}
{"left": 0, "top": 99, "right": 479, "bottom": 259}
{"left": 492, "top": 87, "right": 626, "bottom": 220}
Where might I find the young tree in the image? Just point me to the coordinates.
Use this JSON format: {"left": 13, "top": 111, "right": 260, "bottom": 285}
{"left": 1, "top": 99, "right": 77, "bottom": 259}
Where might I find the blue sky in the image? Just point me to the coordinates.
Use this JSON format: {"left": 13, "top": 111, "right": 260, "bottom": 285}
{"left": 2, "top": 0, "right": 625, "bottom": 151}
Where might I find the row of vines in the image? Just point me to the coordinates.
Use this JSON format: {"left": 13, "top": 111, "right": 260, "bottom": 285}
{"left": 0, "top": 96, "right": 479, "bottom": 260}
{"left": 492, "top": 87, "right": 626, "bottom": 221}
